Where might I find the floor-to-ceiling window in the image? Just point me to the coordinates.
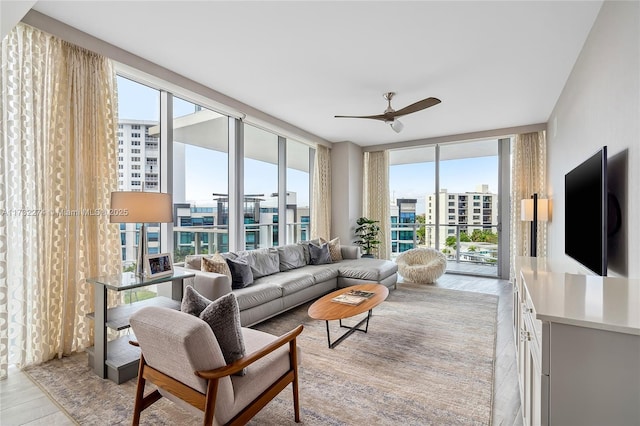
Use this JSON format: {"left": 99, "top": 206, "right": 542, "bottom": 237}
{"left": 115, "top": 76, "right": 160, "bottom": 272}
{"left": 439, "top": 140, "right": 499, "bottom": 276}
{"left": 389, "top": 146, "right": 436, "bottom": 254}
{"left": 389, "top": 139, "right": 502, "bottom": 277}
{"left": 286, "top": 139, "right": 312, "bottom": 243}
{"left": 243, "top": 125, "right": 279, "bottom": 249}
{"left": 171, "top": 97, "right": 229, "bottom": 262}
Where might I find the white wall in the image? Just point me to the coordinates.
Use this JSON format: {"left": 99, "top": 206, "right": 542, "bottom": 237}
{"left": 547, "top": 1, "right": 639, "bottom": 277}
{"left": 331, "top": 141, "right": 363, "bottom": 244}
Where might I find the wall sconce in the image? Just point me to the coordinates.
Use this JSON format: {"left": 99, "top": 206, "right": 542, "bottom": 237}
{"left": 521, "top": 193, "right": 549, "bottom": 257}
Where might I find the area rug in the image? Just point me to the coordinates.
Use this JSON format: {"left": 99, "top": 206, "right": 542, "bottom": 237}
{"left": 24, "top": 284, "right": 498, "bottom": 425}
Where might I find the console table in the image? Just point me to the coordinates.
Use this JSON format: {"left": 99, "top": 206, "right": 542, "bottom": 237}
{"left": 87, "top": 271, "right": 194, "bottom": 384}
{"left": 513, "top": 257, "right": 640, "bottom": 426}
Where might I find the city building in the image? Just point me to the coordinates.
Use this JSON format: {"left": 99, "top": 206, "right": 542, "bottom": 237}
{"left": 117, "top": 120, "right": 162, "bottom": 266}
{"left": 425, "top": 184, "right": 498, "bottom": 251}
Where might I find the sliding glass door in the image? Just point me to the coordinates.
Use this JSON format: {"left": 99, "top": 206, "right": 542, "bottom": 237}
{"left": 389, "top": 139, "right": 503, "bottom": 277}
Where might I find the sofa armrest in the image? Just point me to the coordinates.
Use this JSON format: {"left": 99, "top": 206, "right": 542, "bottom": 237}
{"left": 340, "top": 245, "right": 361, "bottom": 259}
{"left": 174, "top": 266, "right": 232, "bottom": 301}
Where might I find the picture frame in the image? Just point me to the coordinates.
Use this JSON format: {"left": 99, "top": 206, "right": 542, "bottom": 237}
{"left": 144, "top": 252, "right": 174, "bottom": 278}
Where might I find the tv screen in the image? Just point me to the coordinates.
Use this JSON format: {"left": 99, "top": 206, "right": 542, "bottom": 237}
{"left": 564, "top": 147, "right": 607, "bottom": 276}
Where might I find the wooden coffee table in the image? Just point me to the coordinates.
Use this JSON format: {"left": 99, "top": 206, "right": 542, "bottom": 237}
{"left": 308, "top": 283, "right": 389, "bottom": 349}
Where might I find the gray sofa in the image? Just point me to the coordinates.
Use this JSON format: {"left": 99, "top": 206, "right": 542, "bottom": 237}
{"left": 176, "top": 243, "right": 398, "bottom": 326}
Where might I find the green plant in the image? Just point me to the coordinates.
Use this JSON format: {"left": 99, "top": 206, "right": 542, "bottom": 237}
{"left": 353, "top": 217, "right": 381, "bottom": 256}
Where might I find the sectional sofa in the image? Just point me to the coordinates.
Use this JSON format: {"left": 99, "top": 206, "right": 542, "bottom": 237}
{"left": 175, "top": 242, "right": 398, "bottom": 326}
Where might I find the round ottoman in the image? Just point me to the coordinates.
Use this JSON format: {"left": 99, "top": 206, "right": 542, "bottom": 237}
{"left": 396, "top": 248, "right": 447, "bottom": 284}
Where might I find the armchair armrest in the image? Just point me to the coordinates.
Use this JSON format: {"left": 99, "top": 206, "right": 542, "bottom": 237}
{"left": 196, "top": 325, "right": 303, "bottom": 379}
{"left": 340, "top": 245, "right": 361, "bottom": 259}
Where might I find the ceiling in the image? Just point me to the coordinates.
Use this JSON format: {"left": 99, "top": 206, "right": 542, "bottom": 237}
{"left": 28, "top": 1, "right": 603, "bottom": 147}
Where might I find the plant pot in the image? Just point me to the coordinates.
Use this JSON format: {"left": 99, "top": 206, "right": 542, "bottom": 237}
{"left": 361, "top": 254, "right": 375, "bottom": 259}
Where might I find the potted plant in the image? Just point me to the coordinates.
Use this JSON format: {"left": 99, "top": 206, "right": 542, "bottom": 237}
{"left": 353, "top": 217, "right": 381, "bottom": 258}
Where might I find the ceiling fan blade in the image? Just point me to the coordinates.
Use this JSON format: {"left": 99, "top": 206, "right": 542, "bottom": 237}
{"left": 390, "top": 97, "right": 441, "bottom": 118}
{"left": 334, "top": 113, "right": 388, "bottom": 121}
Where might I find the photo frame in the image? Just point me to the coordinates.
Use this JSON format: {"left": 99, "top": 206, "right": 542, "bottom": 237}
{"left": 144, "top": 252, "right": 174, "bottom": 278}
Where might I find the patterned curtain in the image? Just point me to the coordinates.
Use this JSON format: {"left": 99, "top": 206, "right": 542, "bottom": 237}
{"left": 363, "top": 151, "right": 391, "bottom": 260}
{"left": 510, "top": 131, "right": 547, "bottom": 279}
{"left": 0, "top": 24, "right": 121, "bottom": 379}
{"left": 311, "top": 144, "right": 331, "bottom": 240}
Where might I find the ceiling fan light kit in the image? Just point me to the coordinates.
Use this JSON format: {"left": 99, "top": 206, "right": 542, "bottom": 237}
{"left": 335, "top": 91, "right": 441, "bottom": 133}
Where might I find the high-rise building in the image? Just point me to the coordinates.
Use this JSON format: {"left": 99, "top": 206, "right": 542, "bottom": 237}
{"left": 425, "top": 184, "right": 498, "bottom": 250}
{"left": 116, "top": 120, "right": 162, "bottom": 267}
{"left": 390, "top": 198, "right": 418, "bottom": 253}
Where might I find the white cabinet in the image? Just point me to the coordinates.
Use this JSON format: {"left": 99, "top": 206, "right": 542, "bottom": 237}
{"left": 513, "top": 257, "right": 640, "bottom": 426}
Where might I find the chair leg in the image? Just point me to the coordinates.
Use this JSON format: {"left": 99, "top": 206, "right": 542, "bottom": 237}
{"left": 202, "top": 378, "right": 219, "bottom": 426}
{"left": 290, "top": 340, "right": 300, "bottom": 423}
{"left": 132, "top": 355, "right": 147, "bottom": 425}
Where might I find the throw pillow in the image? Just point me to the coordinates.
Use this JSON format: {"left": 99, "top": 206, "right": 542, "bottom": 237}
{"left": 277, "top": 244, "right": 306, "bottom": 271}
{"left": 226, "top": 257, "right": 254, "bottom": 289}
{"left": 181, "top": 285, "right": 212, "bottom": 317}
{"left": 298, "top": 238, "right": 323, "bottom": 264}
{"left": 184, "top": 255, "right": 202, "bottom": 270}
{"left": 201, "top": 253, "right": 232, "bottom": 281}
{"left": 248, "top": 248, "right": 280, "bottom": 279}
{"left": 328, "top": 237, "right": 343, "bottom": 261}
{"left": 199, "top": 293, "right": 246, "bottom": 373}
{"left": 309, "top": 242, "right": 332, "bottom": 265}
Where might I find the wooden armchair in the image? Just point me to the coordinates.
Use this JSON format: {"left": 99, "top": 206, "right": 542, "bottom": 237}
{"left": 129, "top": 306, "right": 303, "bottom": 425}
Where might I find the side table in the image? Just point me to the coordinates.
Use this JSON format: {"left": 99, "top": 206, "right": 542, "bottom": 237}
{"left": 87, "top": 271, "right": 195, "bottom": 384}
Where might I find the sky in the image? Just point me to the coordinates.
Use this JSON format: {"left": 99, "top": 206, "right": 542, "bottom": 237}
{"left": 118, "top": 76, "right": 498, "bottom": 214}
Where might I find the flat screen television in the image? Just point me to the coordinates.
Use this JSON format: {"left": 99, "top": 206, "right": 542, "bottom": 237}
{"left": 564, "top": 146, "right": 607, "bottom": 276}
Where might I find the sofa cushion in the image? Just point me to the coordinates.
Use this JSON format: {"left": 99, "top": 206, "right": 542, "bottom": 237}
{"left": 277, "top": 244, "right": 306, "bottom": 271}
{"left": 226, "top": 257, "right": 254, "bottom": 289}
{"left": 201, "top": 253, "right": 232, "bottom": 280}
{"left": 233, "top": 282, "right": 284, "bottom": 310}
{"left": 253, "top": 269, "right": 315, "bottom": 296}
{"left": 248, "top": 248, "right": 280, "bottom": 279}
{"left": 199, "top": 293, "right": 246, "bottom": 369}
{"left": 299, "top": 264, "right": 340, "bottom": 283}
{"left": 338, "top": 258, "right": 399, "bottom": 281}
{"left": 309, "top": 242, "right": 332, "bottom": 265}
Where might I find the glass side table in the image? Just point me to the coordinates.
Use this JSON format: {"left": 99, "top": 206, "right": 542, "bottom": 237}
{"left": 87, "top": 271, "right": 195, "bottom": 384}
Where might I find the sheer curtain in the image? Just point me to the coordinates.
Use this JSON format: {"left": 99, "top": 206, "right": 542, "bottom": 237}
{"left": 0, "top": 23, "right": 121, "bottom": 379}
{"left": 510, "top": 131, "right": 547, "bottom": 278}
{"left": 363, "top": 151, "right": 391, "bottom": 260}
{"left": 311, "top": 144, "right": 331, "bottom": 240}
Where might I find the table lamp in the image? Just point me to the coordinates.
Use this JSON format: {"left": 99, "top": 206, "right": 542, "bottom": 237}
{"left": 110, "top": 191, "right": 173, "bottom": 277}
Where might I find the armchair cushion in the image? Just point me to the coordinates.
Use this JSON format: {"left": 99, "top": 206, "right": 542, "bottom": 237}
{"left": 181, "top": 287, "right": 246, "bottom": 369}
{"left": 180, "top": 285, "right": 212, "bottom": 317}
{"left": 199, "top": 293, "right": 246, "bottom": 368}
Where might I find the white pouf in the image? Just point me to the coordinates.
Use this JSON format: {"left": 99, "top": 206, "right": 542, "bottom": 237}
{"left": 396, "top": 248, "right": 447, "bottom": 284}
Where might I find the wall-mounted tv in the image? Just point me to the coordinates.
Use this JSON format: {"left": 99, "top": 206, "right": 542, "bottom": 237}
{"left": 564, "top": 146, "right": 607, "bottom": 276}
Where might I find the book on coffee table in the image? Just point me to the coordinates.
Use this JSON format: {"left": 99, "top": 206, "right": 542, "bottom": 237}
{"left": 345, "top": 289, "right": 375, "bottom": 298}
{"left": 331, "top": 294, "right": 367, "bottom": 305}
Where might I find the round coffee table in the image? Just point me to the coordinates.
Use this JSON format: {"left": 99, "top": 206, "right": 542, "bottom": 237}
{"left": 308, "top": 283, "right": 389, "bottom": 348}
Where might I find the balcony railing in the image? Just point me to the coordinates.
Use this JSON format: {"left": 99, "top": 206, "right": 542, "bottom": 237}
{"left": 391, "top": 222, "right": 498, "bottom": 276}
{"left": 172, "top": 222, "right": 310, "bottom": 262}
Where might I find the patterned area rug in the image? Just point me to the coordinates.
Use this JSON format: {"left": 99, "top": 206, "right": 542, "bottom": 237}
{"left": 24, "top": 283, "right": 498, "bottom": 425}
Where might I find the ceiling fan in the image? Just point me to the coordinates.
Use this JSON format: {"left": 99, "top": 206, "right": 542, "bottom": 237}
{"left": 335, "top": 92, "right": 441, "bottom": 133}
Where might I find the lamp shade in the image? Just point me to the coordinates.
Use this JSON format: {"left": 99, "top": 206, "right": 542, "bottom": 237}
{"left": 521, "top": 198, "right": 549, "bottom": 222}
{"left": 110, "top": 192, "right": 173, "bottom": 223}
